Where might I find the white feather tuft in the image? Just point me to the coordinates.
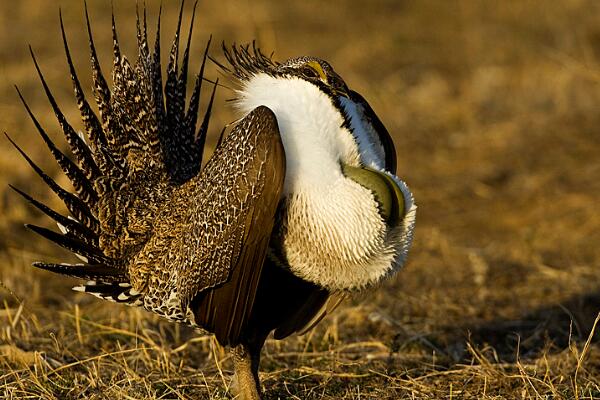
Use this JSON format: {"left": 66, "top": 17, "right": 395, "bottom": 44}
{"left": 75, "top": 254, "right": 89, "bottom": 263}
{"left": 57, "top": 222, "right": 68, "bottom": 235}
{"left": 77, "top": 130, "right": 89, "bottom": 147}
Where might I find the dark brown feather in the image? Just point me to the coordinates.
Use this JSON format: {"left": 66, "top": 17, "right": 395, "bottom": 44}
{"left": 131, "top": 106, "right": 285, "bottom": 345}
{"left": 26, "top": 224, "right": 115, "bottom": 266}
{"left": 241, "top": 257, "right": 335, "bottom": 342}
{"left": 9, "top": 185, "right": 98, "bottom": 245}
{"left": 349, "top": 90, "right": 397, "bottom": 173}
{"left": 33, "top": 262, "right": 127, "bottom": 282}
{"left": 6, "top": 133, "right": 99, "bottom": 234}
{"left": 16, "top": 82, "right": 98, "bottom": 207}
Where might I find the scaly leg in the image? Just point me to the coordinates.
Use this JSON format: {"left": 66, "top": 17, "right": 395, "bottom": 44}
{"left": 230, "top": 338, "right": 265, "bottom": 400}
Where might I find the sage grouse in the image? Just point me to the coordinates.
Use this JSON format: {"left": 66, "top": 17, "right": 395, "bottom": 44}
{"left": 9, "top": 3, "right": 416, "bottom": 399}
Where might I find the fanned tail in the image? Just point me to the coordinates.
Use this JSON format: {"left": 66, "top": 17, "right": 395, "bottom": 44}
{"left": 9, "top": 2, "right": 217, "bottom": 306}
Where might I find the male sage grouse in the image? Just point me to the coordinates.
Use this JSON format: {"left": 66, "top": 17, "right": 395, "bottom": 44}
{"left": 9, "top": 3, "right": 416, "bottom": 399}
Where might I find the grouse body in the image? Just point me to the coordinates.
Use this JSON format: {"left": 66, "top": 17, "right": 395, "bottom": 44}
{"left": 9, "top": 3, "right": 416, "bottom": 399}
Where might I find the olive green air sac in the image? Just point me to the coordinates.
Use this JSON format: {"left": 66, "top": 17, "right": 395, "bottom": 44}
{"left": 341, "top": 164, "right": 405, "bottom": 226}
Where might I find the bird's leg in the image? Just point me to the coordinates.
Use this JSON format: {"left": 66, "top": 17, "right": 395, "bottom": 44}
{"left": 230, "top": 337, "right": 265, "bottom": 400}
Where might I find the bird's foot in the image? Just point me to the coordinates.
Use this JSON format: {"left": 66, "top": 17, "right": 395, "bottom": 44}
{"left": 229, "top": 372, "right": 261, "bottom": 400}
{"left": 230, "top": 343, "right": 262, "bottom": 400}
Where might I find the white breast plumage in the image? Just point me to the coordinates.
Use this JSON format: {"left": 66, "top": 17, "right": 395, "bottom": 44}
{"left": 237, "top": 73, "right": 416, "bottom": 291}
{"left": 237, "top": 73, "right": 362, "bottom": 194}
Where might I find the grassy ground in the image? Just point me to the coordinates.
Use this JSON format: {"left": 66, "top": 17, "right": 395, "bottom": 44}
{"left": 1, "top": 1, "right": 600, "bottom": 398}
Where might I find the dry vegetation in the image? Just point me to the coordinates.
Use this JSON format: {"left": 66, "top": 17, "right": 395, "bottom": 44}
{"left": 1, "top": 0, "right": 600, "bottom": 398}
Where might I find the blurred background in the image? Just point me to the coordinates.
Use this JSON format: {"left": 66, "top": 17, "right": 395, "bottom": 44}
{"left": 0, "top": 1, "right": 599, "bottom": 398}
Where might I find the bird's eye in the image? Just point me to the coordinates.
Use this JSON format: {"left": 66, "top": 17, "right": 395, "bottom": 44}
{"left": 301, "top": 66, "right": 320, "bottom": 79}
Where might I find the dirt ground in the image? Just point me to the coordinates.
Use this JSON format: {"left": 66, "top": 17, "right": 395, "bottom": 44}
{"left": 1, "top": 1, "right": 599, "bottom": 399}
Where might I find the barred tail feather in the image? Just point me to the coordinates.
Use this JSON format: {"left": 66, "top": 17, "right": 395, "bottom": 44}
{"left": 136, "top": 3, "right": 150, "bottom": 61}
{"left": 5, "top": 134, "right": 100, "bottom": 234}
{"left": 179, "top": 2, "right": 198, "bottom": 106}
{"left": 84, "top": 1, "right": 112, "bottom": 141}
{"left": 34, "top": 27, "right": 102, "bottom": 183}
{"left": 163, "top": 0, "right": 186, "bottom": 181}
{"left": 185, "top": 36, "right": 211, "bottom": 137}
{"left": 196, "top": 77, "right": 217, "bottom": 159}
{"left": 16, "top": 80, "right": 98, "bottom": 207}
{"left": 151, "top": 5, "right": 166, "bottom": 150}
{"left": 108, "top": 12, "right": 134, "bottom": 161}
{"left": 73, "top": 281, "right": 143, "bottom": 306}
{"left": 9, "top": 185, "right": 98, "bottom": 246}
{"left": 33, "top": 262, "right": 127, "bottom": 283}
{"left": 135, "top": 4, "right": 162, "bottom": 161}
{"left": 25, "top": 224, "right": 115, "bottom": 266}
{"left": 160, "top": 0, "right": 214, "bottom": 184}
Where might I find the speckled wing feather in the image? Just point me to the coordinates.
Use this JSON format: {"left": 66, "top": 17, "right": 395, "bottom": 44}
{"left": 130, "top": 106, "right": 285, "bottom": 345}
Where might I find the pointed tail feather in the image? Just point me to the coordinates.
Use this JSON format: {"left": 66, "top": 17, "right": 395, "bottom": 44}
{"left": 25, "top": 224, "right": 115, "bottom": 266}
{"left": 34, "top": 262, "right": 127, "bottom": 283}
{"left": 73, "top": 281, "right": 143, "bottom": 306}
{"left": 84, "top": 1, "right": 112, "bottom": 140}
{"left": 16, "top": 81, "right": 98, "bottom": 208}
{"left": 6, "top": 133, "right": 99, "bottom": 234}
{"left": 9, "top": 185, "right": 98, "bottom": 246}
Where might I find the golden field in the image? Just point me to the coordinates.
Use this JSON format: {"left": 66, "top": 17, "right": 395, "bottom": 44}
{"left": 0, "top": 1, "right": 599, "bottom": 398}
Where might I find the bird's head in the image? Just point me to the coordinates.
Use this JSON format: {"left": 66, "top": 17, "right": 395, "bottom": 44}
{"left": 222, "top": 44, "right": 416, "bottom": 291}
{"left": 275, "top": 56, "right": 351, "bottom": 98}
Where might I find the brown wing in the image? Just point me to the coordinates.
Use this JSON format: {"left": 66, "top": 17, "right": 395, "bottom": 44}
{"left": 291, "top": 292, "right": 347, "bottom": 336}
{"left": 241, "top": 255, "right": 346, "bottom": 341}
{"left": 274, "top": 290, "right": 346, "bottom": 339}
{"left": 131, "top": 106, "right": 285, "bottom": 346}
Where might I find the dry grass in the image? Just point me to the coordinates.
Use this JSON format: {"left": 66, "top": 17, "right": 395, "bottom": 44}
{"left": 1, "top": 0, "right": 600, "bottom": 398}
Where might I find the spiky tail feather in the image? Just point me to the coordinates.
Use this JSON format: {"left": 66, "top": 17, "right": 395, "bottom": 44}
{"left": 73, "top": 281, "right": 143, "bottom": 306}
{"left": 9, "top": 2, "right": 215, "bottom": 305}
